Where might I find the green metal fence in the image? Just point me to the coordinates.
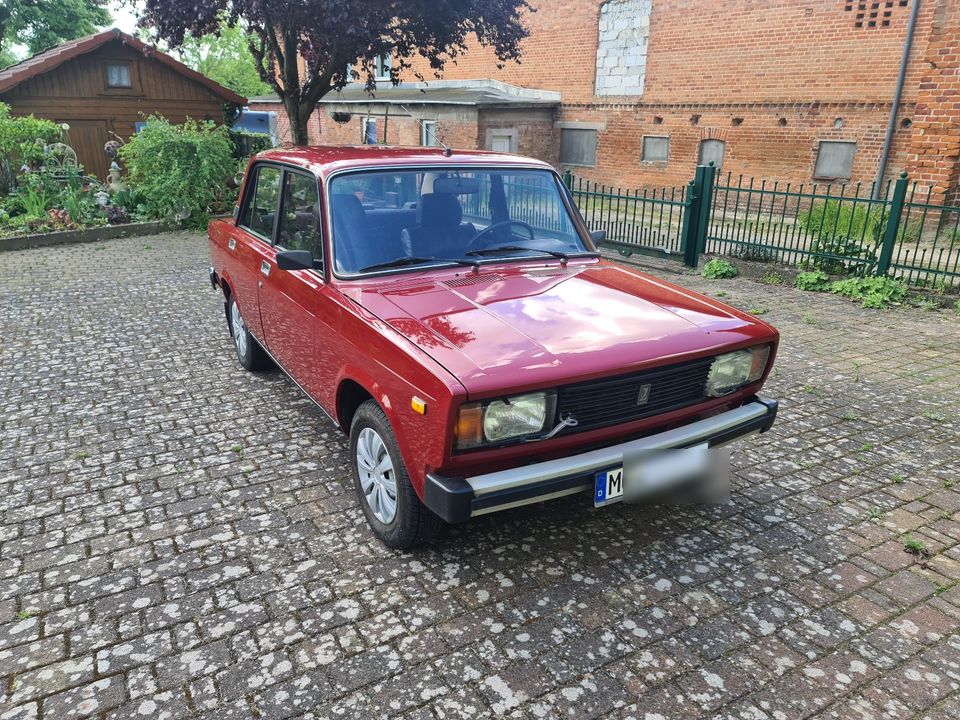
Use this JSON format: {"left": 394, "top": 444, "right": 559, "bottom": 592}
{"left": 564, "top": 166, "right": 960, "bottom": 289}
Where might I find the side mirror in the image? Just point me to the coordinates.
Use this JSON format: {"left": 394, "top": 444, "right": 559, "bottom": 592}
{"left": 590, "top": 229, "right": 607, "bottom": 244}
{"left": 276, "top": 249, "right": 315, "bottom": 271}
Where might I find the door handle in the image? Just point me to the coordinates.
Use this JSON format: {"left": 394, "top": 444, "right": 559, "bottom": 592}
{"left": 261, "top": 261, "right": 270, "bottom": 277}
{"left": 228, "top": 238, "right": 236, "bottom": 250}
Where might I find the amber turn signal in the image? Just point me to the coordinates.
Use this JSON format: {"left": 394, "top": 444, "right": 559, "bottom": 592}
{"left": 454, "top": 403, "right": 484, "bottom": 449}
{"left": 411, "top": 396, "right": 427, "bottom": 415}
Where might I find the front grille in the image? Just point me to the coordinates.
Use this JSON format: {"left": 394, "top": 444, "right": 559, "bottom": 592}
{"left": 556, "top": 357, "right": 714, "bottom": 434}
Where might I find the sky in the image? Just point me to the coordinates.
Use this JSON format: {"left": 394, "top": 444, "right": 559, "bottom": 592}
{"left": 108, "top": 1, "right": 140, "bottom": 34}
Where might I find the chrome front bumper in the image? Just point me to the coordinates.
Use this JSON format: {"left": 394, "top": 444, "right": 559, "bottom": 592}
{"left": 423, "top": 395, "right": 778, "bottom": 523}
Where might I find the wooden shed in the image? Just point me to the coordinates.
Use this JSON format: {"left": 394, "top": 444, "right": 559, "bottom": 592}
{"left": 0, "top": 29, "right": 246, "bottom": 179}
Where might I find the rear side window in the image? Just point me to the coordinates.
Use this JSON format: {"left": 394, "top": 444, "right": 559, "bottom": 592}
{"left": 239, "top": 166, "right": 282, "bottom": 239}
{"left": 278, "top": 171, "right": 322, "bottom": 256}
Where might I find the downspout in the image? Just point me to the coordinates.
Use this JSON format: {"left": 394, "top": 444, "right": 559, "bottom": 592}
{"left": 873, "top": 0, "right": 921, "bottom": 199}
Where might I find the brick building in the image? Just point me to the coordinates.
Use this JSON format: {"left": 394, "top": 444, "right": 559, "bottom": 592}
{"left": 251, "top": 0, "right": 960, "bottom": 202}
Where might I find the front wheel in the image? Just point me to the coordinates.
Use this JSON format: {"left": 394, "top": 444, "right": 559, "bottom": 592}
{"left": 350, "top": 400, "right": 443, "bottom": 549}
{"left": 228, "top": 297, "right": 270, "bottom": 371}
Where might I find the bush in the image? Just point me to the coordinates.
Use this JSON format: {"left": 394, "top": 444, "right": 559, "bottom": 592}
{"left": 830, "top": 276, "right": 907, "bottom": 309}
{"left": 0, "top": 102, "right": 63, "bottom": 194}
{"left": 228, "top": 130, "right": 273, "bottom": 160}
{"left": 701, "top": 258, "right": 738, "bottom": 279}
{"left": 799, "top": 201, "right": 883, "bottom": 275}
{"left": 795, "top": 270, "right": 831, "bottom": 292}
{"left": 119, "top": 116, "right": 236, "bottom": 225}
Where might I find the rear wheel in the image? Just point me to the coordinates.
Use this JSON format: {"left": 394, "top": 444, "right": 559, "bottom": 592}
{"left": 228, "top": 297, "right": 270, "bottom": 371}
{"left": 350, "top": 400, "right": 443, "bottom": 549}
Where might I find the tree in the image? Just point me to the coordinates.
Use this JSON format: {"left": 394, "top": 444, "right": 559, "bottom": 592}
{"left": 0, "top": 1, "right": 110, "bottom": 56}
{"left": 134, "top": 0, "right": 531, "bottom": 146}
{"left": 177, "top": 22, "right": 272, "bottom": 99}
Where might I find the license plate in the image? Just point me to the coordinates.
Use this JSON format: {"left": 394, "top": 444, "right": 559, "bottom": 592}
{"left": 594, "top": 467, "right": 624, "bottom": 507}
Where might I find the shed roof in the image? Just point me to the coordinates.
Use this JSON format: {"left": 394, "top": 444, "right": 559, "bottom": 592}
{"left": 0, "top": 28, "right": 247, "bottom": 105}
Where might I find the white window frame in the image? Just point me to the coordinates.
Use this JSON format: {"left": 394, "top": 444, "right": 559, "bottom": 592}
{"left": 361, "top": 117, "right": 378, "bottom": 145}
{"left": 373, "top": 54, "right": 392, "bottom": 81}
{"left": 420, "top": 120, "right": 437, "bottom": 147}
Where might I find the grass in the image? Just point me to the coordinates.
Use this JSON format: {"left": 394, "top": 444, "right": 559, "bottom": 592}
{"left": 892, "top": 473, "right": 904, "bottom": 484}
{"left": 841, "top": 412, "right": 860, "bottom": 422}
{"left": 73, "top": 451, "right": 90, "bottom": 461}
{"left": 230, "top": 444, "right": 243, "bottom": 454}
{"left": 715, "top": 291, "right": 728, "bottom": 298}
{"left": 869, "top": 507, "right": 883, "bottom": 520}
{"left": 922, "top": 411, "right": 946, "bottom": 423}
{"left": 16, "top": 610, "right": 34, "bottom": 621}
{"left": 801, "top": 313, "right": 821, "bottom": 326}
{"left": 760, "top": 271, "right": 784, "bottom": 285}
{"left": 749, "top": 307, "right": 768, "bottom": 315}
{"left": 902, "top": 534, "right": 930, "bottom": 558}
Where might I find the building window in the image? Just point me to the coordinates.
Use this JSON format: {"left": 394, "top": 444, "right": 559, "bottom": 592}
{"left": 595, "top": 0, "right": 652, "bottom": 96}
{"left": 373, "top": 54, "right": 392, "bottom": 81}
{"left": 485, "top": 128, "right": 518, "bottom": 154}
{"left": 105, "top": 63, "right": 131, "bottom": 88}
{"left": 814, "top": 140, "right": 856, "bottom": 180}
{"left": 641, "top": 136, "right": 669, "bottom": 163}
{"left": 559, "top": 128, "right": 597, "bottom": 167}
{"left": 362, "top": 117, "right": 378, "bottom": 145}
{"left": 420, "top": 121, "right": 437, "bottom": 147}
{"left": 698, "top": 139, "right": 725, "bottom": 169}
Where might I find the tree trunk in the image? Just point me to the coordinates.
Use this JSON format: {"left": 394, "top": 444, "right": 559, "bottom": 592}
{"left": 282, "top": 96, "right": 311, "bottom": 146}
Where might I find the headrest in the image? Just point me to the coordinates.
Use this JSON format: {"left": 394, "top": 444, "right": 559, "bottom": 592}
{"left": 416, "top": 193, "right": 463, "bottom": 229}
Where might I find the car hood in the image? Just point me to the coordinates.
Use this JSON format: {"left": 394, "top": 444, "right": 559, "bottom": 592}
{"left": 347, "top": 261, "right": 773, "bottom": 397}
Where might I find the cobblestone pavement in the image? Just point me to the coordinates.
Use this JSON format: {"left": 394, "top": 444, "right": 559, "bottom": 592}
{"left": 1, "top": 232, "right": 959, "bottom": 720}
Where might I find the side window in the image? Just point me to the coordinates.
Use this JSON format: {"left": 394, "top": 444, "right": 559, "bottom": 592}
{"left": 239, "top": 166, "right": 282, "bottom": 239}
{"left": 278, "top": 172, "right": 322, "bottom": 256}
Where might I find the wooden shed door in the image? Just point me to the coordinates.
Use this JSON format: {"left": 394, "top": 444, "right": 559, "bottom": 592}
{"left": 63, "top": 120, "right": 111, "bottom": 180}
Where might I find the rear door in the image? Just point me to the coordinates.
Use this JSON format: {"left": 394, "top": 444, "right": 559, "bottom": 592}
{"left": 257, "top": 169, "right": 323, "bottom": 386}
{"left": 232, "top": 164, "right": 283, "bottom": 342}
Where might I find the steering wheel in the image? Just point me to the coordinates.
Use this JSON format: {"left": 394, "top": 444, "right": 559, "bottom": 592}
{"left": 466, "top": 220, "right": 535, "bottom": 252}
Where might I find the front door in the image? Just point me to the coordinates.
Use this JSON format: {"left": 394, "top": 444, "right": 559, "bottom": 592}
{"left": 62, "top": 120, "right": 111, "bottom": 179}
{"left": 234, "top": 164, "right": 283, "bottom": 342}
{"left": 256, "top": 169, "right": 324, "bottom": 386}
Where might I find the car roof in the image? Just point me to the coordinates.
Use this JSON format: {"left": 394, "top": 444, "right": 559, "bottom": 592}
{"left": 252, "top": 145, "right": 556, "bottom": 179}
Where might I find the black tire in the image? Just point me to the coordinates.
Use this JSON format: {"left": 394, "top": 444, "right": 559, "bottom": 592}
{"left": 227, "top": 296, "right": 271, "bottom": 371}
{"left": 350, "top": 400, "right": 444, "bottom": 549}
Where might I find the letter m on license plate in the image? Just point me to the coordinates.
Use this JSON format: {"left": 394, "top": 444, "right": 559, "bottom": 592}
{"left": 594, "top": 466, "right": 624, "bottom": 507}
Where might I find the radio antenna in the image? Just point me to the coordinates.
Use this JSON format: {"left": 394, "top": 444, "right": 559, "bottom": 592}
{"left": 398, "top": 104, "right": 452, "bottom": 156}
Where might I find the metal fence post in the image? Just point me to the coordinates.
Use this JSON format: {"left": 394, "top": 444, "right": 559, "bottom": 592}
{"left": 877, "top": 172, "right": 908, "bottom": 276}
{"left": 682, "top": 170, "right": 702, "bottom": 267}
{"left": 562, "top": 169, "right": 573, "bottom": 190}
{"left": 696, "top": 162, "right": 717, "bottom": 257}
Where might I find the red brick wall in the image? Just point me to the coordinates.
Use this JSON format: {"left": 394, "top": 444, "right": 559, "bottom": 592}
{"left": 905, "top": 0, "right": 960, "bottom": 203}
{"left": 399, "top": 0, "right": 957, "bottom": 192}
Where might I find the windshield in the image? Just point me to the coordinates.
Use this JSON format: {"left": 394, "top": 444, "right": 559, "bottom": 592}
{"left": 329, "top": 168, "right": 590, "bottom": 275}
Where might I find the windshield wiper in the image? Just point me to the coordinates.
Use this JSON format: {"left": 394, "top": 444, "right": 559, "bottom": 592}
{"left": 466, "top": 245, "right": 599, "bottom": 260}
{"left": 360, "top": 256, "right": 479, "bottom": 273}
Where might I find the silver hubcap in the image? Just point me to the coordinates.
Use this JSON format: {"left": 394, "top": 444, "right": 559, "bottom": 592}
{"left": 231, "top": 301, "right": 248, "bottom": 358}
{"left": 356, "top": 427, "right": 398, "bottom": 524}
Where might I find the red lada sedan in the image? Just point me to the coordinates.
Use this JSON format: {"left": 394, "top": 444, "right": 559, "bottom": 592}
{"left": 208, "top": 146, "right": 779, "bottom": 548}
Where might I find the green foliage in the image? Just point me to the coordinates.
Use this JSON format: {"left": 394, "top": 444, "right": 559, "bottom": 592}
{"left": 176, "top": 22, "right": 272, "bottom": 98}
{"left": 701, "top": 259, "right": 738, "bottom": 279}
{"left": 760, "top": 271, "right": 784, "bottom": 285}
{"left": 799, "top": 201, "right": 882, "bottom": 274}
{"left": 795, "top": 270, "right": 831, "bottom": 292}
{"left": 0, "top": 1, "right": 110, "bottom": 56}
{"left": 902, "top": 534, "right": 929, "bottom": 557}
{"left": 954, "top": 299, "right": 960, "bottom": 317}
{"left": 228, "top": 130, "right": 273, "bottom": 160}
{"left": 0, "top": 102, "right": 62, "bottom": 193}
{"left": 119, "top": 116, "right": 236, "bottom": 225}
{"left": 829, "top": 276, "right": 907, "bottom": 309}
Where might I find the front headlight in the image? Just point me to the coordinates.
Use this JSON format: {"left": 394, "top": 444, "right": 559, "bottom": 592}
{"left": 706, "top": 345, "right": 771, "bottom": 397}
{"left": 483, "top": 392, "right": 548, "bottom": 443}
{"left": 455, "top": 392, "right": 552, "bottom": 449}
